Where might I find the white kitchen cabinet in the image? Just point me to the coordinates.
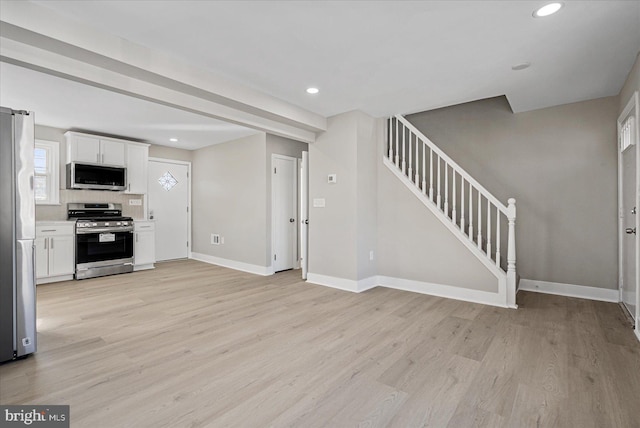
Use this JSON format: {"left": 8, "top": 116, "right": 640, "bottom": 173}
{"left": 126, "top": 143, "right": 149, "bottom": 194}
{"left": 134, "top": 221, "right": 155, "bottom": 271}
{"left": 36, "top": 222, "right": 75, "bottom": 284}
{"left": 66, "top": 131, "right": 126, "bottom": 166}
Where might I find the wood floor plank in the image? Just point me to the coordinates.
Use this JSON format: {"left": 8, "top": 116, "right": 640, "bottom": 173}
{"left": 1, "top": 260, "right": 639, "bottom": 428}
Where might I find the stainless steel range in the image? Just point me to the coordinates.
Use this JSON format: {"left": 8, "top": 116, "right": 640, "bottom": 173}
{"left": 68, "top": 203, "right": 134, "bottom": 279}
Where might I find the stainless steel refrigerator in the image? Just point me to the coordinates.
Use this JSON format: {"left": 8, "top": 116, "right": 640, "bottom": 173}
{"left": 0, "top": 107, "right": 37, "bottom": 363}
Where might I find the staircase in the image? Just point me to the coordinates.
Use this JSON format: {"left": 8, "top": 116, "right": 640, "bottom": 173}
{"left": 385, "top": 115, "right": 517, "bottom": 308}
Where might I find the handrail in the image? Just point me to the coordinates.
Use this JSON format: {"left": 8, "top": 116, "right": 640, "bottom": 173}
{"left": 395, "top": 115, "right": 508, "bottom": 214}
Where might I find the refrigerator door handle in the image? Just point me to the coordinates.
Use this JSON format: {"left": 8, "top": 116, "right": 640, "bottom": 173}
{"left": 15, "top": 240, "right": 36, "bottom": 357}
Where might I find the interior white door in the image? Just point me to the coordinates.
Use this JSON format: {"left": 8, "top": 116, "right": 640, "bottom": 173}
{"left": 300, "top": 151, "right": 309, "bottom": 279}
{"left": 622, "top": 140, "right": 638, "bottom": 321}
{"left": 148, "top": 160, "right": 190, "bottom": 261}
{"left": 272, "top": 155, "right": 297, "bottom": 272}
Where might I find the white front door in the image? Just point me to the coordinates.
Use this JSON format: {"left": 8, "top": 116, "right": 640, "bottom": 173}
{"left": 272, "top": 155, "right": 297, "bottom": 272}
{"left": 148, "top": 159, "right": 190, "bottom": 261}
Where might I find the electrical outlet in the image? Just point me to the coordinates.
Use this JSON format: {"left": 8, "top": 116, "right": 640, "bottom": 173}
{"left": 129, "top": 199, "right": 142, "bottom": 206}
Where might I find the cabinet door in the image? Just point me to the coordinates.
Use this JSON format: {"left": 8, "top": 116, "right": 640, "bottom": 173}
{"left": 100, "top": 140, "right": 126, "bottom": 166}
{"left": 35, "top": 237, "right": 48, "bottom": 279}
{"left": 126, "top": 144, "right": 148, "bottom": 194}
{"left": 69, "top": 135, "right": 101, "bottom": 164}
{"left": 48, "top": 235, "right": 75, "bottom": 277}
{"left": 135, "top": 231, "right": 155, "bottom": 266}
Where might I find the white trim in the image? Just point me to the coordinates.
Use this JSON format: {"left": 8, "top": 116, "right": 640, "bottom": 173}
{"left": 34, "top": 139, "right": 60, "bottom": 206}
{"left": 191, "top": 252, "right": 274, "bottom": 276}
{"left": 519, "top": 279, "right": 619, "bottom": 303}
{"left": 377, "top": 275, "right": 507, "bottom": 308}
{"left": 306, "top": 273, "right": 508, "bottom": 308}
{"left": 306, "top": 273, "right": 378, "bottom": 293}
{"left": 635, "top": 328, "right": 640, "bottom": 343}
{"left": 148, "top": 157, "right": 192, "bottom": 256}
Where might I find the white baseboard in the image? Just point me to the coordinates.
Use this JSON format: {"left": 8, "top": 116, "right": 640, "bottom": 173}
{"left": 306, "top": 273, "right": 377, "bottom": 293}
{"left": 190, "top": 252, "right": 274, "bottom": 276}
{"left": 377, "top": 275, "right": 507, "bottom": 308}
{"left": 306, "top": 273, "right": 507, "bottom": 307}
{"left": 518, "top": 279, "right": 619, "bottom": 303}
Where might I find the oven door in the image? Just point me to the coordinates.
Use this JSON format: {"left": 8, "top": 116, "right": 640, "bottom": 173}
{"left": 76, "top": 230, "right": 134, "bottom": 268}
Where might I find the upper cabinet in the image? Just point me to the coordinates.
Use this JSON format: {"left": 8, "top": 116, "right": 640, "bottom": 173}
{"left": 65, "top": 131, "right": 150, "bottom": 194}
{"left": 126, "top": 142, "right": 149, "bottom": 194}
{"left": 65, "top": 132, "right": 126, "bottom": 166}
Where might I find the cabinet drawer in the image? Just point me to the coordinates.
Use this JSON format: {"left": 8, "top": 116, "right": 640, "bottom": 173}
{"left": 36, "top": 224, "right": 75, "bottom": 236}
{"left": 134, "top": 222, "right": 155, "bottom": 232}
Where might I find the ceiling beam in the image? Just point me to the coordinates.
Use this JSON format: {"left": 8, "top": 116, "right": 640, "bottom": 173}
{"left": 0, "top": 1, "right": 326, "bottom": 142}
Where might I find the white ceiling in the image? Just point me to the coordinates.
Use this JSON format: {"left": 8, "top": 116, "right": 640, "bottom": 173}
{"left": 0, "top": 62, "right": 259, "bottom": 150}
{"left": 2, "top": 0, "right": 639, "bottom": 148}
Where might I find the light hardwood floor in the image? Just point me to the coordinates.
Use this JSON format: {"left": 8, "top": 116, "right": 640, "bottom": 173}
{"left": 1, "top": 260, "right": 639, "bottom": 427}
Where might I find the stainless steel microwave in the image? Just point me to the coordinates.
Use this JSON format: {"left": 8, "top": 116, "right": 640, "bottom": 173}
{"left": 66, "top": 162, "right": 127, "bottom": 191}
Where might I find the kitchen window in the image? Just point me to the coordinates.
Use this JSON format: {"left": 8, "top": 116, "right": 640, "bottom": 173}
{"left": 34, "top": 139, "right": 60, "bottom": 205}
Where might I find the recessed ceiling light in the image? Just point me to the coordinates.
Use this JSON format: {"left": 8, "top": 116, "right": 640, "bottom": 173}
{"left": 169, "top": 138, "right": 178, "bottom": 142}
{"left": 512, "top": 62, "right": 531, "bottom": 71}
{"left": 306, "top": 87, "right": 319, "bottom": 94}
{"left": 533, "top": 2, "right": 563, "bottom": 18}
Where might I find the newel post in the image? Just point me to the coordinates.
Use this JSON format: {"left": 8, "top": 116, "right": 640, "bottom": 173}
{"left": 506, "top": 198, "right": 517, "bottom": 308}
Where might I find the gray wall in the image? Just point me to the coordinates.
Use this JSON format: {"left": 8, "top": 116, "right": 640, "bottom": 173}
{"left": 355, "top": 112, "right": 379, "bottom": 280}
{"left": 308, "top": 112, "right": 359, "bottom": 280}
{"left": 619, "top": 51, "right": 639, "bottom": 113}
{"left": 377, "top": 157, "right": 498, "bottom": 292}
{"left": 192, "top": 133, "right": 307, "bottom": 268}
{"left": 192, "top": 133, "right": 268, "bottom": 266}
{"left": 407, "top": 96, "right": 619, "bottom": 289}
{"left": 149, "top": 144, "right": 193, "bottom": 163}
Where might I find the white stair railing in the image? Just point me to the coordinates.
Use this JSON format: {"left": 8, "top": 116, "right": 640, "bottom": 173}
{"left": 385, "top": 115, "right": 517, "bottom": 307}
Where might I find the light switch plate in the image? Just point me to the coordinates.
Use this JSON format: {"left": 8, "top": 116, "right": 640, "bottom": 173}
{"left": 328, "top": 174, "right": 337, "bottom": 183}
{"left": 129, "top": 199, "right": 142, "bottom": 206}
{"left": 313, "top": 198, "right": 326, "bottom": 208}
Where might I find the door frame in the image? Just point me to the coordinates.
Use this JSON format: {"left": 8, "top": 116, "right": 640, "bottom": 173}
{"left": 617, "top": 90, "right": 640, "bottom": 335}
{"left": 299, "top": 151, "right": 309, "bottom": 279}
{"left": 271, "top": 154, "right": 298, "bottom": 272}
{"left": 148, "top": 157, "right": 192, "bottom": 259}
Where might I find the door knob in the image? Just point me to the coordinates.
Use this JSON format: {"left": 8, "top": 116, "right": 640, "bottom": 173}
{"left": 289, "top": 218, "right": 295, "bottom": 223}
{"left": 626, "top": 227, "right": 636, "bottom": 234}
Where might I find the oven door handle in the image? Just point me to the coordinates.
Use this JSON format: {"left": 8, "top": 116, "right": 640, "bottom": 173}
{"left": 76, "top": 227, "right": 134, "bottom": 234}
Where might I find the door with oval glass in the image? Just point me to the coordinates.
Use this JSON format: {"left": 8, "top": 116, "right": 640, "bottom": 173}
{"left": 148, "top": 159, "right": 190, "bottom": 261}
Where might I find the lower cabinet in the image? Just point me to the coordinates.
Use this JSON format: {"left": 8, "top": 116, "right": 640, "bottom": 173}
{"left": 134, "top": 221, "right": 155, "bottom": 271}
{"left": 36, "top": 223, "right": 75, "bottom": 284}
